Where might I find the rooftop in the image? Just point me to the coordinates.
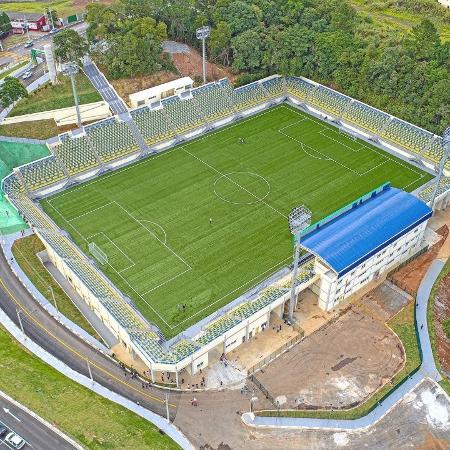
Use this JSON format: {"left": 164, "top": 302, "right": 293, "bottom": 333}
{"left": 301, "top": 184, "right": 433, "bottom": 277}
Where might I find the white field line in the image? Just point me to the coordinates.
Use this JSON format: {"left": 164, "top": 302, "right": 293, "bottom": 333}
{"left": 45, "top": 200, "right": 176, "bottom": 329}
{"left": 41, "top": 103, "right": 427, "bottom": 331}
{"left": 287, "top": 106, "right": 425, "bottom": 189}
{"left": 182, "top": 147, "right": 287, "bottom": 219}
{"left": 66, "top": 201, "right": 114, "bottom": 222}
{"left": 87, "top": 231, "right": 136, "bottom": 273}
{"left": 44, "top": 106, "right": 284, "bottom": 203}
{"left": 172, "top": 256, "right": 292, "bottom": 328}
{"left": 113, "top": 201, "right": 192, "bottom": 269}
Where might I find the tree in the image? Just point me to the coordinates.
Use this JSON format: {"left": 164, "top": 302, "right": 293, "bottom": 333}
{"left": 231, "top": 29, "right": 265, "bottom": 72}
{"left": 0, "top": 77, "right": 27, "bottom": 108}
{"left": 96, "top": 17, "right": 168, "bottom": 79}
{"left": 53, "top": 29, "right": 89, "bottom": 64}
{"left": 0, "top": 12, "right": 11, "bottom": 38}
{"left": 45, "top": 8, "right": 58, "bottom": 30}
{"left": 210, "top": 21, "right": 232, "bottom": 65}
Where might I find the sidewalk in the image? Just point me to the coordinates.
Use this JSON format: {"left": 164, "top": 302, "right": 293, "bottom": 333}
{"left": 243, "top": 258, "right": 445, "bottom": 430}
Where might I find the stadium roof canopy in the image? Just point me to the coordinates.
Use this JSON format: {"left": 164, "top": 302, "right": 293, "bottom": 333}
{"left": 301, "top": 183, "right": 432, "bottom": 278}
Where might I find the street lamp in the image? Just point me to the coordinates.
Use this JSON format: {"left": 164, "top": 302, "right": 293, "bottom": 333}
{"left": 62, "top": 62, "right": 82, "bottom": 128}
{"left": 196, "top": 26, "right": 210, "bottom": 84}
{"left": 287, "top": 206, "right": 312, "bottom": 324}
{"left": 430, "top": 127, "right": 450, "bottom": 210}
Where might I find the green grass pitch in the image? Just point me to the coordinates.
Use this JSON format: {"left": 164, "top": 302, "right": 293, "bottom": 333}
{"left": 41, "top": 104, "right": 433, "bottom": 338}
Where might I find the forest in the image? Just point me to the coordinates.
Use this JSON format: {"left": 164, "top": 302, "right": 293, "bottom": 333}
{"left": 86, "top": 0, "right": 450, "bottom": 134}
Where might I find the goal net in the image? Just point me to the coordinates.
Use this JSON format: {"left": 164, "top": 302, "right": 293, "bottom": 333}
{"left": 88, "top": 242, "right": 108, "bottom": 265}
{"left": 339, "top": 128, "right": 358, "bottom": 141}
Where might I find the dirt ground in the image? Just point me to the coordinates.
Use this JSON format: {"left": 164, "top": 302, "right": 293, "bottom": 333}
{"left": 111, "top": 71, "right": 180, "bottom": 106}
{"left": 254, "top": 282, "right": 406, "bottom": 410}
{"left": 173, "top": 377, "right": 450, "bottom": 450}
{"left": 170, "top": 44, "right": 237, "bottom": 85}
{"left": 434, "top": 268, "right": 450, "bottom": 378}
{"left": 389, "top": 225, "right": 448, "bottom": 296}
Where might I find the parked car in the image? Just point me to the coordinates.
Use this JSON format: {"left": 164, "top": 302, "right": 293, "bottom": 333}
{"left": 49, "top": 28, "right": 60, "bottom": 34}
{"left": 22, "top": 71, "right": 32, "bottom": 80}
{"left": 24, "top": 41, "right": 33, "bottom": 48}
{"left": 5, "top": 432, "right": 25, "bottom": 449}
{"left": 0, "top": 424, "right": 8, "bottom": 437}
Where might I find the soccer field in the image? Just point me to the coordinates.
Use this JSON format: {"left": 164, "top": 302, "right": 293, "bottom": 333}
{"left": 41, "top": 104, "right": 433, "bottom": 338}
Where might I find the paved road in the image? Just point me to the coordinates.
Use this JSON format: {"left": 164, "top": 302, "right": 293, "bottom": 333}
{"left": 0, "top": 395, "right": 76, "bottom": 450}
{"left": 83, "top": 60, "right": 128, "bottom": 115}
{"left": 0, "top": 250, "right": 180, "bottom": 421}
{"left": 6, "top": 22, "right": 88, "bottom": 58}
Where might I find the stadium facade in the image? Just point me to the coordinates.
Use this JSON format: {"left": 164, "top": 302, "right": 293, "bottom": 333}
{"left": 2, "top": 74, "right": 447, "bottom": 380}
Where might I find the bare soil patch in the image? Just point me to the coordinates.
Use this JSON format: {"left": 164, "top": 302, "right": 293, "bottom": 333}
{"left": 170, "top": 45, "right": 237, "bottom": 85}
{"left": 110, "top": 71, "right": 180, "bottom": 106}
{"left": 255, "top": 302, "right": 404, "bottom": 410}
{"left": 389, "top": 225, "right": 449, "bottom": 296}
{"left": 434, "top": 267, "right": 450, "bottom": 377}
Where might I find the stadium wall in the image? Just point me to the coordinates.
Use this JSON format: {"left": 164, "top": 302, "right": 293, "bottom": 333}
{"left": 2, "top": 73, "right": 448, "bottom": 379}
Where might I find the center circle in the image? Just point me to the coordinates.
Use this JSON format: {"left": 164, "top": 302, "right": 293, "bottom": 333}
{"left": 214, "top": 172, "right": 270, "bottom": 205}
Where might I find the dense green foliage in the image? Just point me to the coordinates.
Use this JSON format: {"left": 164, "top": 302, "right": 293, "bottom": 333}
{"left": 86, "top": 0, "right": 449, "bottom": 135}
{"left": 53, "top": 29, "right": 89, "bottom": 64}
{"left": 0, "top": 11, "right": 11, "bottom": 37}
{"left": 0, "top": 76, "right": 27, "bottom": 108}
{"left": 42, "top": 105, "right": 431, "bottom": 338}
{"left": 86, "top": 4, "right": 170, "bottom": 79}
{"left": 444, "top": 317, "right": 450, "bottom": 339}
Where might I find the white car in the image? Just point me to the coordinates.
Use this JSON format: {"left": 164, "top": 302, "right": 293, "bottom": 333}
{"left": 5, "top": 432, "right": 25, "bottom": 449}
{"left": 21, "top": 71, "right": 32, "bottom": 80}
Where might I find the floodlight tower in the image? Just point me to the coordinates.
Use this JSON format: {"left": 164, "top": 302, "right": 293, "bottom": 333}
{"left": 196, "top": 25, "right": 210, "bottom": 84}
{"left": 287, "top": 206, "right": 312, "bottom": 324}
{"left": 430, "top": 127, "right": 450, "bottom": 210}
{"left": 63, "top": 62, "right": 82, "bottom": 128}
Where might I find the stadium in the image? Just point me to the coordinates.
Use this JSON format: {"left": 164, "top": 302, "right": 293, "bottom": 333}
{"left": 3, "top": 74, "right": 449, "bottom": 382}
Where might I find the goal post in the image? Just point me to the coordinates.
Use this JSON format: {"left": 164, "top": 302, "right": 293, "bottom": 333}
{"left": 88, "top": 242, "right": 108, "bottom": 265}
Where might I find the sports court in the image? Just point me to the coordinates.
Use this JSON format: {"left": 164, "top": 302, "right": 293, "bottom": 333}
{"left": 41, "top": 104, "right": 432, "bottom": 337}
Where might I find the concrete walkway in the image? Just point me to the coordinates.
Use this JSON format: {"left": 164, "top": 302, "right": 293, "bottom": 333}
{"left": 242, "top": 259, "right": 445, "bottom": 430}
{"left": 83, "top": 59, "right": 128, "bottom": 115}
{"left": 0, "top": 308, "right": 194, "bottom": 450}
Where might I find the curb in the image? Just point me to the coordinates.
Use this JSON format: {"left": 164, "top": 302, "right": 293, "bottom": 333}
{"left": 0, "top": 390, "right": 84, "bottom": 449}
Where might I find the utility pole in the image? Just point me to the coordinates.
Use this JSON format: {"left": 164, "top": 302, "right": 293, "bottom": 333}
{"left": 287, "top": 206, "right": 312, "bottom": 324}
{"left": 430, "top": 127, "right": 450, "bottom": 210}
{"left": 63, "top": 62, "right": 82, "bottom": 128}
{"left": 196, "top": 26, "right": 210, "bottom": 84}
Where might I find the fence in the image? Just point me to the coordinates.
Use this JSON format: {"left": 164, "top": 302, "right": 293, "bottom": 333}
{"left": 249, "top": 375, "right": 276, "bottom": 406}
{"left": 247, "top": 331, "right": 304, "bottom": 376}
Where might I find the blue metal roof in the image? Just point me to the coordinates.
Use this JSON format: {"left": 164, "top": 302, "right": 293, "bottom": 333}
{"left": 301, "top": 184, "right": 432, "bottom": 277}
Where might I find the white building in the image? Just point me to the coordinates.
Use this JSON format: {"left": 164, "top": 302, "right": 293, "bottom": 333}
{"left": 129, "top": 77, "right": 194, "bottom": 108}
{"left": 301, "top": 183, "right": 432, "bottom": 311}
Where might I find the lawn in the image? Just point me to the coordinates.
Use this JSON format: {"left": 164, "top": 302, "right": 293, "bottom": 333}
{"left": 0, "top": 325, "right": 179, "bottom": 449}
{"left": 0, "top": 119, "right": 76, "bottom": 140}
{"left": 257, "top": 300, "right": 421, "bottom": 419}
{"left": 427, "top": 257, "right": 450, "bottom": 397}
{"left": 41, "top": 104, "right": 432, "bottom": 338}
{"left": 0, "top": 61, "right": 29, "bottom": 80}
{"left": 12, "top": 234, "right": 100, "bottom": 340}
{"left": 10, "top": 72, "right": 102, "bottom": 117}
{"left": 349, "top": 0, "right": 450, "bottom": 41}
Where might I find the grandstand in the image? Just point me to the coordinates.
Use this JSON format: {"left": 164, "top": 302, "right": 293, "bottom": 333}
{"left": 2, "top": 73, "right": 448, "bottom": 380}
